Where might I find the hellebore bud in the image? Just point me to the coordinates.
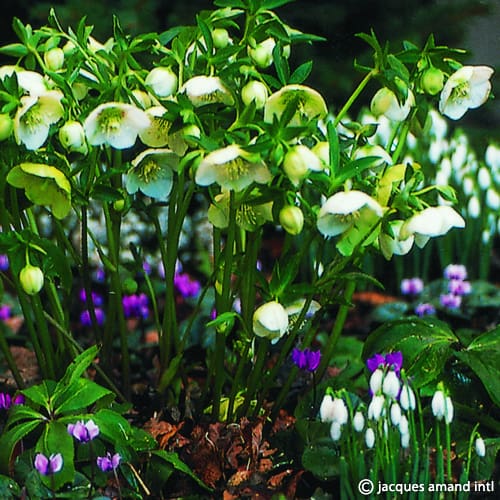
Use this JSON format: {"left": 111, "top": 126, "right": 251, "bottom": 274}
{"left": 44, "top": 48, "right": 65, "bottom": 71}
{"left": 248, "top": 38, "right": 276, "bottom": 68}
{"left": 279, "top": 205, "right": 304, "bottom": 235}
{"left": 241, "top": 81, "right": 268, "bottom": 109}
{"left": 283, "top": 145, "right": 321, "bottom": 186}
{"left": 145, "top": 67, "right": 178, "bottom": 98}
{"left": 421, "top": 67, "right": 444, "bottom": 95}
{"left": 59, "top": 121, "right": 87, "bottom": 153}
{"left": 212, "top": 28, "right": 230, "bottom": 49}
{"left": 19, "top": 264, "right": 44, "bottom": 295}
{"left": 0, "top": 114, "right": 14, "bottom": 141}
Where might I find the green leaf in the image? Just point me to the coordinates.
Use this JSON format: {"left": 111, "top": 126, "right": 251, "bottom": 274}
{"left": 196, "top": 14, "right": 213, "bottom": 55}
{"left": 262, "top": 0, "right": 295, "bottom": 8}
{"left": 302, "top": 444, "right": 340, "bottom": 479}
{"left": 149, "top": 450, "right": 212, "bottom": 491}
{"left": 21, "top": 381, "right": 54, "bottom": 409}
{"left": 4, "top": 404, "right": 46, "bottom": 427}
{"left": 0, "top": 420, "right": 41, "bottom": 474}
{"left": 58, "top": 345, "right": 99, "bottom": 387}
{"left": 289, "top": 60, "right": 313, "bottom": 85}
{"left": 273, "top": 44, "right": 290, "bottom": 85}
{"left": 0, "top": 43, "right": 28, "bottom": 57}
{"left": 53, "top": 378, "right": 113, "bottom": 415}
{"left": 92, "top": 408, "right": 132, "bottom": 444}
{"left": 0, "top": 475, "right": 21, "bottom": 498}
{"left": 362, "top": 317, "right": 458, "bottom": 388}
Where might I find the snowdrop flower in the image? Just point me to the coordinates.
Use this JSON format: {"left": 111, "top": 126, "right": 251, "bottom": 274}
{"left": 264, "top": 84, "right": 328, "bottom": 126}
{"left": 467, "top": 196, "right": 481, "bottom": 218}
{"left": 401, "top": 431, "right": 410, "bottom": 448}
{"left": 439, "top": 65, "right": 494, "bottom": 120}
{"left": 368, "top": 394, "right": 385, "bottom": 421}
{"left": 365, "top": 428, "right": 375, "bottom": 448}
{"left": 370, "top": 87, "right": 415, "bottom": 122}
{"left": 382, "top": 371, "right": 401, "bottom": 399}
{"left": 181, "top": 76, "right": 234, "bottom": 107}
{"left": 432, "top": 389, "right": 454, "bottom": 423}
{"left": 126, "top": 148, "right": 179, "bottom": 201}
{"left": 477, "top": 167, "right": 491, "bottom": 190}
{"left": 486, "top": 188, "right": 499, "bottom": 211}
{"left": 353, "top": 411, "right": 365, "bottom": 432}
{"left": 400, "top": 206, "right": 465, "bottom": 248}
{"left": 398, "top": 414, "right": 409, "bottom": 435}
{"left": 390, "top": 402, "right": 402, "bottom": 426}
{"left": 319, "top": 395, "right": 349, "bottom": 425}
{"left": 34, "top": 453, "right": 63, "bottom": 476}
{"left": 462, "top": 177, "right": 475, "bottom": 197}
{"left": 195, "top": 144, "right": 271, "bottom": 191}
{"left": 317, "top": 191, "right": 383, "bottom": 238}
{"left": 84, "top": 102, "right": 150, "bottom": 149}
{"left": 369, "top": 368, "right": 384, "bottom": 395}
{"left": 330, "top": 421, "right": 342, "bottom": 441}
{"left": 475, "top": 437, "right": 486, "bottom": 458}
{"left": 399, "top": 384, "right": 416, "bottom": 411}
{"left": 252, "top": 301, "right": 288, "bottom": 343}
{"left": 14, "top": 90, "right": 64, "bottom": 150}
{"left": 485, "top": 143, "right": 500, "bottom": 170}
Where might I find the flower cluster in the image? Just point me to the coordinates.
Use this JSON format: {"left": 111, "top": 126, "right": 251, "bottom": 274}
{"left": 122, "top": 293, "right": 150, "bottom": 320}
{"left": 291, "top": 347, "right": 321, "bottom": 372}
{"left": 440, "top": 263, "right": 471, "bottom": 310}
{"left": 79, "top": 289, "right": 105, "bottom": 327}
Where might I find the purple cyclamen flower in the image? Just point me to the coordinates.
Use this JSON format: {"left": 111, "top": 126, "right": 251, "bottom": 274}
{"left": 440, "top": 293, "right": 462, "bottom": 309}
{"left": 93, "top": 267, "right": 106, "bottom": 283}
{"left": 174, "top": 272, "right": 201, "bottom": 298}
{"left": 0, "top": 304, "right": 12, "bottom": 321}
{"left": 291, "top": 347, "right": 321, "bottom": 372}
{"left": 67, "top": 420, "right": 100, "bottom": 443}
{"left": 400, "top": 278, "right": 424, "bottom": 295}
{"left": 0, "top": 392, "right": 24, "bottom": 410}
{"left": 34, "top": 453, "right": 63, "bottom": 475}
{"left": 443, "top": 264, "right": 467, "bottom": 281}
{"left": 97, "top": 452, "right": 121, "bottom": 472}
{"left": 448, "top": 279, "right": 471, "bottom": 296}
{"left": 122, "top": 293, "right": 149, "bottom": 319}
{"left": 415, "top": 303, "right": 436, "bottom": 317}
{"left": 80, "top": 308, "right": 105, "bottom": 327}
{"left": 366, "top": 352, "right": 403, "bottom": 374}
{"left": 0, "top": 254, "right": 9, "bottom": 271}
{"left": 79, "top": 289, "right": 104, "bottom": 306}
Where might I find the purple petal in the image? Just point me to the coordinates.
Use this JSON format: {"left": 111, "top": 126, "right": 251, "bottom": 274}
{"left": 306, "top": 350, "right": 321, "bottom": 371}
{"left": 385, "top": 351, "right": 403, "bottom": 372}
{"left": 366, "top": 353, "right": 385, "bottom": 372}
{"left": 49, "top": 453, "right": 63, "bottom": 473}
{"left": 34, "top": 453, "right": 49, "bottom": 475}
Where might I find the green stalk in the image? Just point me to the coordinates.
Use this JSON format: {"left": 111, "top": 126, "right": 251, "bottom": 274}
{"left": 445, "top": 421, "right": 452, "bottom": 482}
{"left": 333, "top": 70, "right": 375, "bottom": 127}
{"left": 435, "top": 423, "right": 444, "bottom": 484}
{"left": 315, "top": 280, "right": 356, "bottom": 382}
{"left": 0, "top": 322, "right": 24, "bottom": 388}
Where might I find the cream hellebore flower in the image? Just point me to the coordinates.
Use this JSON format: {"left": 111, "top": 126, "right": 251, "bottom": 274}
{"left": 379, "top": 220, "right": 415, "bottom": 260}
{"left": 252, "top": 301, "right": 289, "bottom": 343}
{"left": 145, "top": 67, "right": 178, "bottom": 98}
{"left": 283, "top": 144, "right": 322, "bottom": 186}
{"left": 439, "top": 66, "right": 494, "bottom": 120}
{"left": 14, "top": 90, "right": 64, "bottom": 150}
{"left": 0, "top": 66, "right": 48, "bottom": 96}
{"left": 181, "top": 76, "right": 234, "bottom": 107}
{"left": 317, "top": 190, "right": 384, "bottom": 237}
{"left": 83, "top": 102, "right": 150, "bottom": 149}
{"left": 400, "top": 206, "right": 465, "bottom": 248}
{"left": 126, "top": 149, "right": 179, "bottom": 201}
{"left": 195, "top": 144, "right": 272, "bottom": 191}
{"left": 264, "top": 84, "right": 328, "bottom": 126}
{"left": 138, "top": 106, "right": 171, "bottom": 148}
{"left": 370, "top": 87, "right": 415, "bottom": 122}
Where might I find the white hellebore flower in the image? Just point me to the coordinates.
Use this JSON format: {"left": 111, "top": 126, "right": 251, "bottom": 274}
{"left": 475, "top": 437, "right": 486, "bottom": 458}
{"left": 370, "top": 87, "right": 415, "bottom": 122}
{"left": 84, "top": 102, "right": 150, "bottom": 149}
{"left": 439, "top": 66, "right": 494, "bottom": 120}
{"left": 0, "top": 66, "right": 48, "bottom": 96}
{"left": 145, "top": 67, "right": 178, "bottom": 98}
{"left": 14, "top": 90, "right": 64, "bottom": 150}
{"left": 139, "top": 106, "right": 171, "bottom": 148}
{"left": 379, "top": 220, "right": 415, "bottom": 260}
{"left": 252, "top": 301, "right": 288, "bottom": 343}
{"left": 181, "top": 76, "right": 234, "bottom": 107}
{"left": 400, "top": 206, "right": 465, "bottom": 248}
{"left": 195, "top": 144, "right": 271, "bottom": 191}
{"left": 317, "top": 191, "right": 383, "bottom": 237}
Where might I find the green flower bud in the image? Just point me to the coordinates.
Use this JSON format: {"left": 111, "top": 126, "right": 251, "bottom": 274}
{"left": 44, "top": 48, "right": 65, "bottom": 71}
{"left": 279, "top": 205, "right": 304, "bottom": 235}
{"left": 241, "top": 81, "right": 268, "bottom": 109}
{"left": 181, "top": 124, "right": 201, "bottom": 146}
{"left": 421, "top": 67, "right": 444, "bottom": 95}
{"left": 0, "top": 113, "right": 14, "bottom": 141}
{"left": 212, "top": 28, "right": 230, "bottom": 49}
{"left": 122, "top": 277, "right": 138, "bottom": 294}
{"left": 248, "top": 38, "right": 276, "bottom": 68}
{"left": 145, "top": 67, "right": 178, "bottom": 98}
{"left": 19, "top": 264, "right": 44, "bottom": 295}
{"left": 59, "top": 121, "right": 87, "bottom": 153}
{"left": 112, "top": 198, "right": 126, "bottom": 212}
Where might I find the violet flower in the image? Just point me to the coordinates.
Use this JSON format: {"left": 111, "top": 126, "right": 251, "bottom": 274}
{"left": 415, "top": 303, "right": 436, "bottom": 317}
{"left": 366, "top": 351, "right": 403, "bottom": 374}
{"left": 67, "top": 420, "right": 100, "bottom": 443}
{"left": 291, "top": 347, "right": 321, "bottom": 372}
{"left": 0, "top": 304, "right": 12, "bottom": 321}
{"left": 97, "top": 452, "right": 121, "bottom": 472}
{"left": 80, "top": 308, "right": 105, "bottom": 327}
{"left": 400, "top": 277, "right": 424, "bottom": 295}
{"left": 174, "top": 272, "right": 201, "bottom": 298}
{"left": 448, "top": 279, "right": 471, "bottom": 296}
{"left": 0, "top": 254, "right": 8, "bottom": 271}
{"left": 443, "top": 264, "right": 467, "bottom": 281}
{"left": 79, "top": 289, "right": 104, "bottom": 306}
{"left": 34, "top": 453, "right": 63, "bottom": 475}
{"left": 0, "top": 392, "right": 25, "bottom": 410}
{"left": 440, "top": 293, "right": 462, "bottom": 309}
{"left": 122, "top": 293, "right": 149, "bottom": 319}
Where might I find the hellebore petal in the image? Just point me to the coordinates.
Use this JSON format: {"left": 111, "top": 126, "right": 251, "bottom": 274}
{"left": 138, "top": 106, "right": 171, "bottom": 147}
{"left": 196, "top": 145, "right": 271, "bottom": 191}
{"left": 126, "top": 148, "right": 179, "bottom": 200}
{"left": 400, "top": 206, "right": 465, "bottom": 248}
{"left": 264, "top": 84, "right": 327, "bottom": 126}
{"left": 252, "top": 301, "right": 289, "bottom": 343}
{"left": 317, "top": 191, "right": 383, "bottom": 237}
{"left": 84, "top": 102, "right": 150, "bottom": 149}
{"left": 439, "top": 66, "right": 494, "bottom": 120}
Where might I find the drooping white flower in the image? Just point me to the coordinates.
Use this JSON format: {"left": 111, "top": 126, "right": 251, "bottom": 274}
{"left": 195, "top": 144, "right": 271, "bottom": 191}
{"left": 370, "top": 87, "right": 415, "bottom": 122}
{"left": 401, "top": 431, "right": 410, "bottom": 448}
{"left": 399, "top": 384, "right": 416, "bottom": 411}
{"left": 282, "top": 144, "right": 322, "bottom": 186}
{"left": 84, "top": 102, "right": 150, "bottom": 149}
{"left": 319, "top": 395, "right": 348, "bottom": 425}
{"left": 439, "top": 66, "right": 494, "bottom": 120}
{"left": 379, "top": 220, "right": 415, "bottom": 260}
{"left": 126, "top": 148, "right": 179, "bottom": 201}
{"left": 382, "top": 371, "right": 401, "bottom": 400}
{"left": 252, "top": 301, "right": 288, "bottom": 343}
{"left": 400, "top": 206, "right": 465, "bottom": 248}
{"left": 14, "top": 90, "right": 64, "bottom": 150}
{"left": 138, "top": 106, "right": 171, "bottom": 148}
{"left": 353, "top": 411, "right": 365, "bottom": 432}
{"left": 367, "top": 394, "right": 385, "bottom": 421}
{"left": 369, "top": 368, "right": 384, "bottom": 394}
{"left": 330, "top": 421, "right": 342, "bottom": 441}
{"left": 0, "top": 66, "right": 48, "bottom": 96}
{"left": 432, "top": 390, "right": 454, "bottom": 424}
{"left": 477, "top": 167, "right": 491, "bottom": 190}
{"left": 475, "top": 437, "right": 486, "bottom": 457}
{"left": 390, "top": 402, "right": 402, "bottom": 426}
{"left": 467, "top": 196, "right": 481, "bottom": 218}
{"left": 398, "top": 414, "right": 409, "bottom": 435}
{"left": 317, "top": 191, "right": 383, "bottom": 237}
{"left": 365, "top": 428, "right": 375, "bottom": 448}
{"left": 486, "top": 189, "right": 500, "bottom": 211}
{"left": 145, "top": 67, "right": 178, "bottom": 98}
{"left": 181, "top": 76, "right": 234, "bottom": 107}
